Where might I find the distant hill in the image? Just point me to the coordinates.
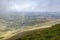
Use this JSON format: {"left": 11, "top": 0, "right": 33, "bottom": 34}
{"left": 18, "top": 24, "right": 60, "bottom": 40}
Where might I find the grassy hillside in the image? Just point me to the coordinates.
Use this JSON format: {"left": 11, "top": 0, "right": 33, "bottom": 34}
{"left": 16, "top": 24, "right": 60, "bottom": 40}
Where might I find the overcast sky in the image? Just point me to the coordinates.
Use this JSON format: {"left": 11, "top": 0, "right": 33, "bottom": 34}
{"left": 0, "top": 0, "right": 60, "bottom": 12}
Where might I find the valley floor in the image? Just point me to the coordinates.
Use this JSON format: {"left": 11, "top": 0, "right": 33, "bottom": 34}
{"left": 0, "top": 19, "right": 60, "bottom": 40}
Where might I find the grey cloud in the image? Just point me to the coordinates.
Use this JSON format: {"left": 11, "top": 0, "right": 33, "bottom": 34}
{"left": 0, "top": 0, "right": 60, "bottom": 12}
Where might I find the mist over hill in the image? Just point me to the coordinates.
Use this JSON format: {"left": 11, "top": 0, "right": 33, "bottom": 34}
{"left": 0, "top": 12, "right": 60, "bottom": 31}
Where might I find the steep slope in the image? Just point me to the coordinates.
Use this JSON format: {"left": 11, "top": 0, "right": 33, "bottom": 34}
{"left": 17, "top": 24, "right": 60, "bottom": 40}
